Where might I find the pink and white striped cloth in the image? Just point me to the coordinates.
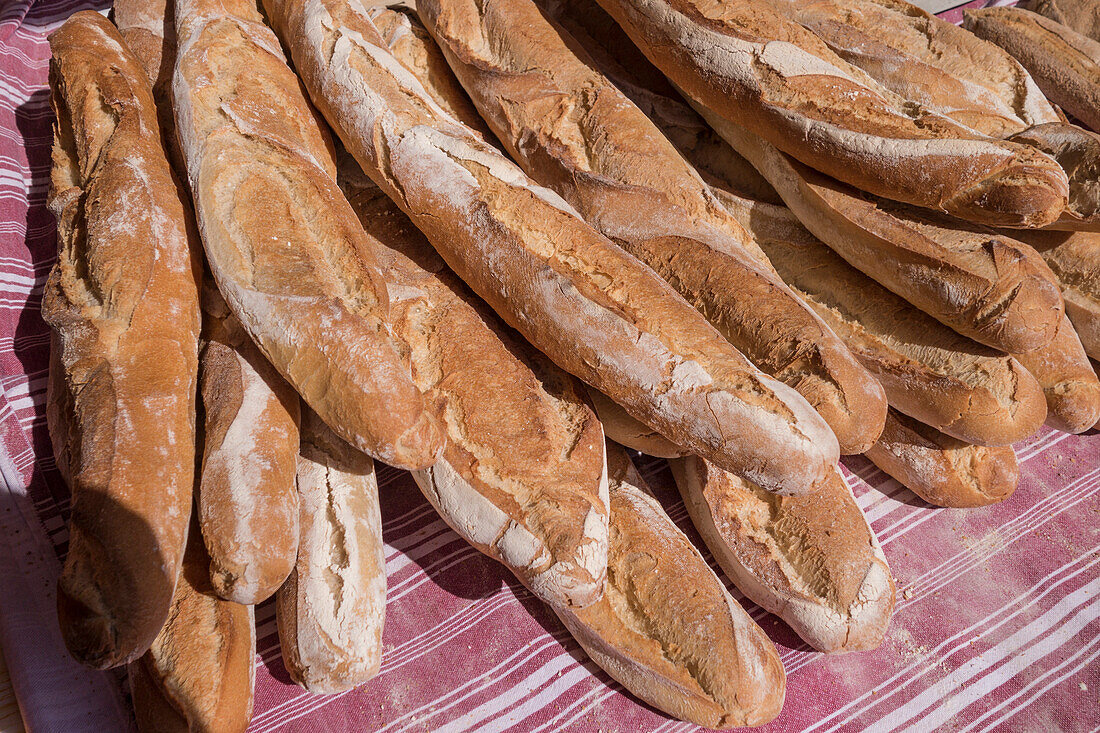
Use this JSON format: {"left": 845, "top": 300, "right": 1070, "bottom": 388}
{"left": 1, "top": 1, "right": 1097, "bottom": 731}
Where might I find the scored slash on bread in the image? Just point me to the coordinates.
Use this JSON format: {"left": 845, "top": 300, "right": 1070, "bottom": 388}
{"left": 44, "top": 11, "right": 201, "bottom": 669}
{"left": 591, "top": 0, "right": 1069, "bottom": 228}
{"left": 276, "top": 412, "right": 386, "bottom": 694}
{"left": 415, "top": 0, "right": 887, "bottom": 455}
{"left": 552, "top": 445, "right": 787, "bottom": 729}
{"left": 669, "top": 456, "right": 896, "bottom": 654}
{"left": 865, "top": 410, "right": 1020, "bottom": 508}
{"left": 261, "top": 0, "right": 838, "bottom": 495}
{"left": 339, "top": 158, "right": 610, "bottom": 609}
{"left": 171, "top": 0, "right": 444, "bottom": 470}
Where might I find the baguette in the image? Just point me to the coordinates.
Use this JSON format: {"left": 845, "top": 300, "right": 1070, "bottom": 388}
{"left": 780, "top": 0, "right": 1059, "bottom": 138}
{"left": 778, "top": 0, "right": 1100, "bottom": 231}
{"left": 1012, "top": 313, "right": 1100, "bottom": 433}
{"left": 965, "top": 7, "right": 1100, "bottom": 134}
{"left": 261, "top": 0, "right": 839, "bottom": 495}
{"left": 276, "top": 411, "right": 385, "bottom": 694}
{"left": 115, "top": 0, "right": 304, "bottom": 605}
{"left": 1008, "top": 228, "right": 1100, "bottom": 359}
{"left": 591, "top": 0, "right": 1069, "bottom": 227}
{"left": 670, "top": 456, "right": 894, "bottom": 653}
{"left": 339, "top": 161, "right": 610, "bottom": 608}
{"left": 45, "top": 12, "right": 201, "bottom": 668}
{"left": 716, "top": 189, "right": 1048, "bottom": 446}
{"left": 172, "top": 0, "right": 443, "bottom": 470}
{"left": 417, "top": 0, "right": 887, "bottom": 454}
{"left": 707, "top": 118, "right": 1065, "bottom": 355}
{"left": 129, "top": 522, "right": 256, "bottom": 733}
{"left": 198, "top": 285, "right": 302, "bottom": 603}
{"left": 586, "top": 387, "right": 688, "bottom": 458}
{"left": 1024, "top": 0, "right": 1100, "bottom": 41}
{"left": 864, "top": 410, "right": 1019, "bottom": 508}
{"left": 553, "top": 445, "right": 786, "bottom": 728}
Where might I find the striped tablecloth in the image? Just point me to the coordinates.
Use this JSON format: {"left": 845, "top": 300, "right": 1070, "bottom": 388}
{"left": 1, "top": 1, "right": 1097, "bottom": 731}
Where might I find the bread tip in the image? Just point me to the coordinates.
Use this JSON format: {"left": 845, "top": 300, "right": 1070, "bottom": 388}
{"left": 944, "top": 155, "right": 1069, "bottom": 229}
{"left": 57, "top": 585, "right": 131, "bottom": 669}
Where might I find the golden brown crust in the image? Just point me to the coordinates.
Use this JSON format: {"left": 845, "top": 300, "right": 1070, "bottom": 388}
{"left": 1012, "top": 314, "right": 1100, "bottom": 433}
{"left": 276, "top": 412, "right": 385, "bottom": 694}
{"left": 555, "top": 445, "right": 786, "bottom": 728}
{"left": 670, "top": 456, "right": 894, "bottom": 653}
{"left": 45, "top": 11, "right": 201, "bottom": 669}
{"left": 865, "top": 410, "right": 1019, "bottom": 508}
{"left": 587, "top": 387, "right": 688, "bottom": 458}
{"left": 261, "top": 0, "right": 838, "bottom": 495}
{"left": 417, "top": 0, "right": 885, "bottom": 454}
{"left": 593, "top": 0, "right": 1068, "bottom": 226}
{"left": 129, "top": 524, "right": 256, "bottom": 733}
{"left": 340, "top": 163, "right": 609, "bottom": 608}
{"left": 965, "top": 7, "right": 1100, "bottom": 133}
{"left": 1009, "top": 123, "right": 1100, "bottom": 229}
{"left": 1009, "top": 228, "right": 1100, "bottom": 359}
{"left": 172, "top": 0, "right": 443, "bottom": 470}
{"left": 709, "top": 118, "right": 1066, "bottom": 355}
{"left": 718, "top": 189, "right": 1049, "bottom": 447}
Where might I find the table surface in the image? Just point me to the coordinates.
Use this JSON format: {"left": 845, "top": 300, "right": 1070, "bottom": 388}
{"left": 1, "top": 1, "right": 1097, "bottom": 732}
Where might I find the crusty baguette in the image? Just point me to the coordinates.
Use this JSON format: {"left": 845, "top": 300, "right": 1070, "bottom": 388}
{"left": 172, "top": 0, "right": 443, "bottom": 470}
{"left": 553, "top": 445, "right": 786, "bottom": 728}
{"left": 707, "top": 118, "right": 1065, "bottom": 355}
{"left": 777, "top": 0, "right": 1100, "bottom": 231}
{"left": 779, "top": 0, "right": 1060, "bottom": 138}
{"left": 670, "top": 456, "right": 894, "bottom": 653}
{"left": 276, "top": 411, "right": 385, "bottom": 694}
{"left": 965, "top": 7, "right": 1100, "bottom": 134}
{"left": 1008, "top": 228, "right": 1100, "bottom": 359}
{"left": 339, "top": 160, "right": 610, "bottom": 608}
{"left": 45, "top": 12, "right": 201, "bottom": 669}
{"left": 115, "top": 0, "right": 304, "bottom": 605}
{"left": 586, "top": 388, "right": 688, "bottom": 458}
{"left": 198, "top": 284, "right": 302, "bottom": 603}
{"left": 417, "top": 0, "right": 887, "bottom": 454}
{"left": 1024, "top": 0, "right": 1100, "bottom": 41}
{"left": 1009, "top": 123, "right": 1100, "bottom": 230}
{"left": 591, "top": 0, "right": 1069, "bottom": 227}
{"left": 864, "top": 410, "right": 1019, "bottom": 508}
{"left": 1013, "top": 313, "right": 1100, "bottom": 433}
{"left": 716, "top": 189, "right": 1048, "bottom": 446}
{"left": 367, "top": 3, "right": 496, "bottom": 141}
{"left": 261, "top": 0, "right": 839, "bottom": 495}
{"left": 129, "top": 522, "right": 256, "bottom": 733}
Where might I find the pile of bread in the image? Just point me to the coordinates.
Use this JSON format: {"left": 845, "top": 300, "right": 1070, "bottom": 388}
{"left": 41, "top": 0, "right": 1100, "bottom": 728}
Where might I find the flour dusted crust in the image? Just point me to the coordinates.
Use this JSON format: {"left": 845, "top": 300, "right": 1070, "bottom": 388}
{"left": 276, "top": 412, "right": 386, "bottom": 694}
{"left": 44, "top": 11, "right": 201, "bottom": 669}
{"left": 865, "top": 410, "right": 1019, "bottom": 508}
{"left": 592, "top": 0, "right": 1068, "bottom": 227}
{"left": 1009, "top": 122, "right": 1100, "bottom": 230}
{"left": 965, "top": 7, "right": 1100, "bottom": 134}
{"left": 172, "top": 0, "right": 443, "bottom": 470}
{"left": 1010, "top": 228, "right": 1100, "bottom": 359}
{"left": 670, "top": 456, "right": 895, "bottom": 653}
{"left": 129, "top": 524, "right": 255, "bottom": 733}
{"left": 708, "top": 116, "right": 1066, "bottom": 355}
{"left": 262, "top": 0, "right": 838, "bottom": 495}
{"left": 1024, "top": 0, "right": 1100, "bottom": 41}
{"left": 340, "top": 167, "right": 609, "bottom": 608}
{"left": 554, "top": 445, "right": 786, "bottom": 728}
{"left": 586, "top": 387, "right": 688, "bottom": 458}
{"left": 718, "top": 186, "right": 1048, "bottom": 447}
{"left": 416, "top": 0, "right": 885, "bottom": 453}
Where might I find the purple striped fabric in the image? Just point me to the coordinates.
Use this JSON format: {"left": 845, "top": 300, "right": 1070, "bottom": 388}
{"left": 1, "top": 1, "right": 1097, "bottom": 731}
